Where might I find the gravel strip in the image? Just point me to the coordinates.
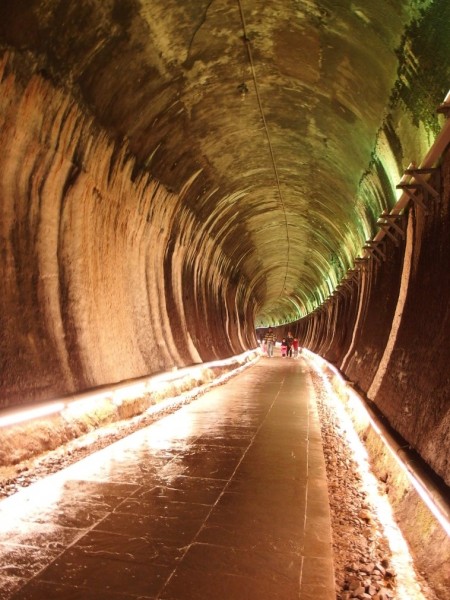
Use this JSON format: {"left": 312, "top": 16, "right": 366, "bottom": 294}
{"left": 310, "top": 365, "right": 442, "bottom": 600}
{"left": 309, "top": 367, "right": 399, "bottom": 600}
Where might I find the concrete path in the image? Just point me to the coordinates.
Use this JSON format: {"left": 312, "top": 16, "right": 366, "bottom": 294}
{"left": 0, "top": 356, "right": 335, "bottom": 599}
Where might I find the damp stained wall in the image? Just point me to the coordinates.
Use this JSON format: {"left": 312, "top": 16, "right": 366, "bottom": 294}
{"left": 0, "top": 1, "right": 449, "bottom": 488}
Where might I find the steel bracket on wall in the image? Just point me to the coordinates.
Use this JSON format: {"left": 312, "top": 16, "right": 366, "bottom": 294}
{"left": 377, "top": 211, "right": 405, "bottom": 245}
{"left": 376, "top": 222, "right": 400, "bottom": 246}
{"left": 346, "top": 268, "right": 359, "bottom": 283}
{"left": 354, "top": 257, "right": 369, "bottom": 271}
{"left": 339, "top": 279, "right": 354, "bottom": 293}
{"left": 363, "top": 240, "right": 386, "bottom": 264}
{"left": 396, "top": 166, "right": 440, "bottom": 215}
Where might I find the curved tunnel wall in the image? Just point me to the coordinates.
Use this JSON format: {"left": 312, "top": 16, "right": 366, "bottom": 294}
{"left": 0, "top": 51, "right": 255, "bottom": 409}
{"left": 292, "top": 153, "right": 450, "bottom": 488}
{"left": 0, "top": 1, "right": 449, "bottom": 499}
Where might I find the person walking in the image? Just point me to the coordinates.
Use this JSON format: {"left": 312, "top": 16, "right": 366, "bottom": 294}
{"left": 286, "top": 331, "right": 294, "bottom": 357}
{"left": 264, "top": 327, "right": 277, "bottom": 358}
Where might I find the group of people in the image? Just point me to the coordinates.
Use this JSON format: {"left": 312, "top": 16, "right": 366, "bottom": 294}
{"left": 261, "top": 328, "right": 302, "bottom": 358}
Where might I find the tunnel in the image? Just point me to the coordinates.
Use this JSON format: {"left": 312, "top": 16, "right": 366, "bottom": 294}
{"left": 0, "top": 0, "right": 449, "bottom": 598}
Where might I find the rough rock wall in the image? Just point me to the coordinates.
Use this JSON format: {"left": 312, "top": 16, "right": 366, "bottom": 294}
{"left": 368, "top": 160, "right": 450, "bottom": 484}
{"left": 0, "top": 51, "right": 254, "bottom": 408}
{"left": 315, "top": 282, "right": 360, "bottom": 365}
{"left": 297, "top": 154, "right": 450, "bottom": 487}
{"left": 290, "top": 276, "right": 358, "bottom": 365}
{"left": 341, "top": 229, "right": 405, "bottom": 391}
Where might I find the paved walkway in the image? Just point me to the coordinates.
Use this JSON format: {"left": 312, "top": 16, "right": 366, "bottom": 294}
{"left": 0, "top": 356, "right": 335, "bottom": 599}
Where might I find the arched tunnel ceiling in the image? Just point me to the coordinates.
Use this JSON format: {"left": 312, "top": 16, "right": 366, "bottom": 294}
{"left": 0, "top": 0, "right": 436, "bottom": 324}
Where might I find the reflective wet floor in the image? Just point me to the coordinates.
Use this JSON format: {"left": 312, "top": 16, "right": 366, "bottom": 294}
{"left": 0, "top": 357, "right": 335, "bottom": 599}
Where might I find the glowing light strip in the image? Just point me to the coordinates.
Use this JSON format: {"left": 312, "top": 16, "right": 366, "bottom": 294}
{"left": 0, "top": 350, "right": 260, "bottom": 429}
{"left": 307, "top": 354, "right": 429, "bottom": 600}
{"left": 304, "top": 349, "right": 450, "bottom": 538}
{"left": 0, "top": 402, "right": 65, "bottom": 428}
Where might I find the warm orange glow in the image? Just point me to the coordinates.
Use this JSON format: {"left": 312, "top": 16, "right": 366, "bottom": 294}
{"left": 305, "top": 350, "right": 450, "bottom": 538}
{"left": 304, "top": 350, "right": 443, "bottom": 600}
{"left": 0, "top": 401, "right": 65, "bottom": 428}
{"left": 0, "top": 350, "right": 259, "bottom": 429}
{"left": 62, "top": 393, "right": 113, "bottom": 419}
{"left": 112, "top": 382, "right": 149, "bottom": 405}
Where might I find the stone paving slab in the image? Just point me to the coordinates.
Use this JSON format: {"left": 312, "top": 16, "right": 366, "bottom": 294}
{"left": 0, "top": 356, "right": 335, "bottom": 599}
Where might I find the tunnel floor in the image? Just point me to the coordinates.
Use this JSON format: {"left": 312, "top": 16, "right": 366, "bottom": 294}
{"left": 0, "top": 356, "right": 335, "bottom": 600}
